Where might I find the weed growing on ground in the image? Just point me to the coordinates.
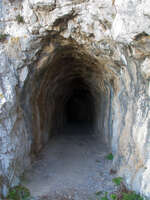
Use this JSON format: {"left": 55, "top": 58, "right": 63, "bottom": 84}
{"left": 106, "top": 153, "right": 113, "bottom": 160}
{"left": 16, "top": 15, "right": 24, "bottom": 24}
{"left": 98, "top": 189, "right": 144, "bottom": 200}
{"left": 112, "top": 177, "right": 123, "bottom": 186}
{"left": 101, "top": 192, "right": 109, "bottom": 200}
{"left": 110, "top": 193, "right": 117, "bottom": 200}
{"left": 0, "top": 33, "right": 8, "bottom": 42}
{"left": 7, "top": 185, "right": 30, "bottom": 200}
{"left": 94, "top": 177, "right": 144, "bottom": 200}
{"left": 122, "top": 191, "right": 144, "bottom": 200}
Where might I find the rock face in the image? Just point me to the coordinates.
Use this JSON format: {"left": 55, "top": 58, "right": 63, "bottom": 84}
{"left": 0, "top": 0, "right": 150, "bottom": 198}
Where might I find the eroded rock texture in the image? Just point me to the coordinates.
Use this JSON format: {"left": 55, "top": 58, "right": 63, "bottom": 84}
{"left": 0, "top": 0, "right": 150, "bottom": 198}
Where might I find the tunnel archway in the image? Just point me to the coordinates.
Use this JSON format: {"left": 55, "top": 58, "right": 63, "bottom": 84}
{"left": 20, "top": 37, "right": 117, "bottom": 198}
{"left": 21, "top": 37, "right": 113, "bottom": 156}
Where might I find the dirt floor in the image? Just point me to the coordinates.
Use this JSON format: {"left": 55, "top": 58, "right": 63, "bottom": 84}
{"left": 22, "top": 124, "right": 117, "bottom": 200}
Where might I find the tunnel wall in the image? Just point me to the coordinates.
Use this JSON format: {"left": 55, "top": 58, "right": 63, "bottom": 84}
{"left": 0, "top": 0, "right": 150, "bottom": 198}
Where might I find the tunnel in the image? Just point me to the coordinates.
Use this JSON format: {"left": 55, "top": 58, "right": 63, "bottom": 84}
{"left": 20, "top": 38, "right": 115, "bottom": 198}
{"left": 21, "top": 38, "right": 112, "bottom": 156}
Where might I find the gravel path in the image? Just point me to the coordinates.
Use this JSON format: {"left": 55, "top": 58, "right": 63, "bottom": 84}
{"left": 22, "top": 124, "right": 117, "bottom": 200}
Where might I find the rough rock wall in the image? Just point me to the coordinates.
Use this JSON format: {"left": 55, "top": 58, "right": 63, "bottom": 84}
{"left": 0, "top": 0, "right": 150, "bottom": 198}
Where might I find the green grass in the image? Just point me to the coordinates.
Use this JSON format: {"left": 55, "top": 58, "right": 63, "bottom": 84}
{"left": 112, "top": 177, "right": 123, "bottom": 186}
{"left": 122, "top": 191, "right": 144, "bottom": 200}
{"left": 98, "top": 190, "right": 144, "bottom": 200}
{"left": 110, "top": 193, "right": 117, "bottom": 200}
{"left": 101, "top": 177, "right": 144, "bottom": 200}
{"left": 0, "top": 33, "right": 8, "bottom": 42}
{"left": 16, "top": 15, "right": 24, "bottom": 24}
{"left": 101, "top": 192, "right": 108, "bottom": 200}
{"left": 7, "top": 185, "right": 30, "bottom": 200}
{"left": 92, "top": 176, "right": 144, "bottom": 200}
{"left": 106, "top": 153, "right": 114, "bottom": 160}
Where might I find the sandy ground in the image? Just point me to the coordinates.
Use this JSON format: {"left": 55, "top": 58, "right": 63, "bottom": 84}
{"left": 22, "top": 124, "right": 117, "bottom": 200}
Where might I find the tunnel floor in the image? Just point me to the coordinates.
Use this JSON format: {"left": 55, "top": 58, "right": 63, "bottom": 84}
{"left": 22, "top": 124, "right": 117, "bottom": 200}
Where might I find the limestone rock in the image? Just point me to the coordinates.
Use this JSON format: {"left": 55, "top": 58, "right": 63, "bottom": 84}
{"left": 0, "top": 0, "right": 150, "bottom": 199}
{"left": 141, "top": 57, "right": 150, "bottom": 79}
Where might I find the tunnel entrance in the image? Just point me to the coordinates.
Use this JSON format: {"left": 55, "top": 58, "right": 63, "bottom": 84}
{"left": 22, "top": 41, "right": 112, "bottom": 153}
{"left": 22, "top": 39, "right": 115, "bottom": 198}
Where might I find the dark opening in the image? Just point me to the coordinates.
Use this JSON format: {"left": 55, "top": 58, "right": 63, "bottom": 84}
{"left": 63, "top": 77, "right": 94, "bottom": 123}
{"left": 66, "top": 91, "right": 90, "bottom": 123}
{"left": 61, "top": 77, "right": 96, "bottom": 136}
{"left": 65, "top": 90, "right": 94, "bottom": 123}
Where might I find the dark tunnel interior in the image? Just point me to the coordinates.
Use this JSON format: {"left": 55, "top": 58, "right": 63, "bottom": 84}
{"left": 64, "top": 78, "right": 95, "bottom": 125}
{"left": 22, "top": 42, "right": 111, "bottom": 153}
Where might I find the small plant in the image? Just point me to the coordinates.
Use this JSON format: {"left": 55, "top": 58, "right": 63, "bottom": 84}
{"left": 0, "top": 33, "right": 8, "bottom": 42}
{"left": 101, "top": 192, "right": 109, "bottom": 200}
{"left": 95, "top": 191, "right": 102, "bottom": 196}
{"left": 16, "top": 15, "right": 24, "bottom": 24}
{"left": 122, "top": 191, "right": 144, "bottom": 200}
{"left": 110, "top": 193, "right": 117, "bottom": 200}
{"left": 94, "top": 177, "right": 144, "bottom": 200}
{"left": 106, "top": 153, "right": 114, "bottom": 160}
{"left": 112, "top": 177, "right": 123, "bottom": 186}
{"left": 7, "top": 185, "right": 30, "bottom": 200}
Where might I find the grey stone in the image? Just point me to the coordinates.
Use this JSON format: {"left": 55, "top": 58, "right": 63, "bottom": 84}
{"left": 0, "top": 0, "right": 150, "bottom": 199}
